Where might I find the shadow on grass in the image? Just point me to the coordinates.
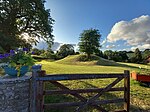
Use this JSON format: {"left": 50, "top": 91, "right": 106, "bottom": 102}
{"left": 80, "top": 80, "right": 150, "bottom": 112}
{"left": 97, "top": 60, "right": 140, "bottom": 69}
{"left": 131, "top": 79, "right": 150, "bottom": 88}
{"left": 139, "top": 82, "right": 150, "bottom": 88}
{"left": 43, "top": 80, "right": 149, "bottom": 112}
{"left": 44, "top": 95, "right": 76, "bottom": 112}
{"left": 130, "top": 105, "right": 150, "bottom": 112}
{"left": 44, "top": 82, "right": 77, "bottom": 112}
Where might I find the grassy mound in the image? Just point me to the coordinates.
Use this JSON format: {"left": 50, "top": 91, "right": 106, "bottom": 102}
{"left": 56, "top": 54, "right": 120, "bottom": 66}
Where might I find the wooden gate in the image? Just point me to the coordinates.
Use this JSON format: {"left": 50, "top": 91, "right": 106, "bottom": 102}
{"left": 32, "top": 70, "right": 130, "bottom": 112}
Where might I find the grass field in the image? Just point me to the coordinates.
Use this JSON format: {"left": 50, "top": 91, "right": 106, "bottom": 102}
{"left": 37, "top": 55, "right": 150, "bottom": 112}
{"left": 0, "top": 55, "right": 149, "bottom": 112}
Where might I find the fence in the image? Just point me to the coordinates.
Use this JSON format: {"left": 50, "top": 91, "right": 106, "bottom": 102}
{"left": 32, "top": 70, "right": 130, "bottom": 112}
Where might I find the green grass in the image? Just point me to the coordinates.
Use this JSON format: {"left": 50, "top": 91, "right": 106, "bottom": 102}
{"left": 39, "top": 60, "right": 127, "bottom": 74}
{"left": 56, "top": 55, "right": 150, "bottom": 72}
{"left": 40, "top": 61, "right": 150, "bottom": 74}
{"left": 37, "top": 56, "right": 150, "bottom": 112}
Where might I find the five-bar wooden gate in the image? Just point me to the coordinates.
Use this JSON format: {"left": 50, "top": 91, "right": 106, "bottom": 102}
{"left": 32, "top": 70, "right": 130, "bottom": 112}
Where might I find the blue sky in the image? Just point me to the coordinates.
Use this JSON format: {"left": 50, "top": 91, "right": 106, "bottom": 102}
{"left": 43, "top": 0, "right": 150, "bottom": 51}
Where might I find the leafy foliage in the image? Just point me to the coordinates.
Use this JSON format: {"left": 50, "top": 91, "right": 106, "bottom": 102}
{"left": 143, "top": 49, "right": 150, "bottom": 60}
{"left": 0, "top": 0, "right": 54, "bottom": 51}
{"left": 130, "top": 48, "right": 142, "bottom": 63}
{"left": 41, "top": 51, "right": 56, "bottom": 59}
{"left": 32, "top": 48, "right": 45, "bottom": 55}
{"left": 78, "top": 28, "right": 101, "bottom": 60}
{"left": 95, "top": 50, "right": 104, "bottom": 58}
{"left": 0, "top": 48, "right": 35, "bottom": 67}
{"left": 103, "top": 50, "right": 128, "bottom": 62}
{"left": 56, "top": 44, "right": 75, "bottom": 59}
{"left": 134, "top": 48, "right": 142, "bottom": 63}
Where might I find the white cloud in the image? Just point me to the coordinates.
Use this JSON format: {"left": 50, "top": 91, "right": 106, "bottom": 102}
{"left": 33, "top": 41, "right": 63, "bottom": 51}
{"left": 51, "top": 42, "right": 63, "bottom": 51}
{"left": 106, "top": 44, "right": 116, "bottom": 49}
{"left": 107, "top": 15, "right": 150, "bottom": 50}
{"left": 34, "top": 41, "right": 78, "bottom": 51}
{"left": 33, "top": 41, "right": 48, "bottom": 50}
{"left": 101, "top": 39, "right": 107, "bottom": 45}
{"left": 122, "top": 49, "right": 127, "bottom": 51}
{"left": 131, "top": 44, "right": 150, "bottom": 51}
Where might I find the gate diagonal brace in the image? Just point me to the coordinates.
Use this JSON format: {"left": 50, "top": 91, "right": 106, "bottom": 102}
{"left": 49, "top": 81, "right": 107, "bottom": 111}
{"left": 75, "top": 77, "right": 123, "bottom": 112}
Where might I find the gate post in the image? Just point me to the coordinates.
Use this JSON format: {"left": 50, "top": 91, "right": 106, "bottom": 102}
{"left": 124, "top": 70, "right": 130, "bottom": 112}
{"left": 32, "top": 65, "right": 42, "bottom": 112}
{"left": 37, "top": 70, "right": 46, "bottom": 112}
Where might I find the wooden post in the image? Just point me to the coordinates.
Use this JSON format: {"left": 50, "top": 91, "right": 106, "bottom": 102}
{"left": 36, "top": 71, "right": 40, "bottom": 112}
{"left": 39, "top": 71, "right": 46, "bottom": 112}
{"left": 32, "top": 70, "right": 37, "bottom": 112}
{"left": 124, "top": 70, "right": 130, "bottom": 112}
{"left": 32, "top": 65, "right": 42, "bottom": 112}
{"left": 36, "top": 70, "right": 46, "bottom": 112}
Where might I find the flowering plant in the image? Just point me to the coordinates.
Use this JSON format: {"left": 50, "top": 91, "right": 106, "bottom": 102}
{"left": 0, "top": 48, "right": 35, "bottom": 76}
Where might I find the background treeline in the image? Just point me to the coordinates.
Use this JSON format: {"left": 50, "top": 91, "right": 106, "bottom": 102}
{"left": 101, "top": 48, "right": 150, "bottom": 63}
{"left": 31, "top": 44, "right": 76, "bottom": 60}
{"left": 31, "top": 45, "right": 150, "bottom": 64}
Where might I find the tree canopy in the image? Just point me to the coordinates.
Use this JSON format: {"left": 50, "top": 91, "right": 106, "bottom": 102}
{"left": 130, "top": 48, "right": 142, "bottom": 63}
{"left": 134, "top": 48, "right": 142, "bottom": 63}
{"left": 78, "top": 28, "right": 101, "bottom": 60}
{"left": 0, "top": 0, "right": 54, "bottom": 52}
{"left": 143, "top": 49, "right": 150, "bottom": 60}
{"left": 103, "top": 50, "right": 128, "bottom": 62}
{"left": 57, "top": 44, "right": 75, "bottom": 59}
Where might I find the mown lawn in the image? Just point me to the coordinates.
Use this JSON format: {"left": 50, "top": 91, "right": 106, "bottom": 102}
{"left": 37, "top": 60, "right": 150, "bottom": 112}
{"left": 38, "top": 60, "right": 149, "bottom": 74}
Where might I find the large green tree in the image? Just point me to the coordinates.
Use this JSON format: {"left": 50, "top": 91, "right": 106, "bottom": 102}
{"left": 78, "top": 28, "right": 101, "bottom": 60}
{"left": 0, "top": 0, "right": 54, "bottom": 52}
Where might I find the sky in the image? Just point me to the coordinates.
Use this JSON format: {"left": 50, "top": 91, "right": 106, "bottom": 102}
{"left": 38, "top": 0, "right": 150, "bottom": 51}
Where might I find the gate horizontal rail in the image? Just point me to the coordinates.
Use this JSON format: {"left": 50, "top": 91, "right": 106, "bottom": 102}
{"left": 35, "top": 73, "right": 126, "bottom": 81}
{"left": 44, "top": 87, "right": 125, "bottom": 95}
{"left": 32, "top": 70, "right": 130, "bottom": 112}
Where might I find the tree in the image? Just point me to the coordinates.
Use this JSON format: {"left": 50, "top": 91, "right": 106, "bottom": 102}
{"left": 104, "top": 50, "right": 113, "bottom": 60}
{"left": 143, "top": 49, "right": 150, "bottom": 60}
{"left": 41, "top": 50, "right": 56, "bottom": 59}
{"left": 57, "top": 44, "right": 75, "bottom": 59}
{"left": 0, "top": 0, "right": 54, "bottom": 52}
{"left": 78, "top": 28, "right": 101, "bottom": 60}
{"left": 134, "top": 48, "right": 142, "bottom": 63}
{"left": 31, "top": 48, "right": 45, "bottom": 55}
{"left": 118, "top": 51, "right": 128, "bottom": 62}
{"left": 95, "top": 50, "right": 104, "bottom": 58}
{"left": 103, "top": 50, "right": 129, "bottom": 62}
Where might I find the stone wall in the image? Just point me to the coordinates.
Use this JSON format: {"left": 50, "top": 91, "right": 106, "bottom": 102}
{"left": 0, "top": 75, "right": 32, "bottom": 112}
